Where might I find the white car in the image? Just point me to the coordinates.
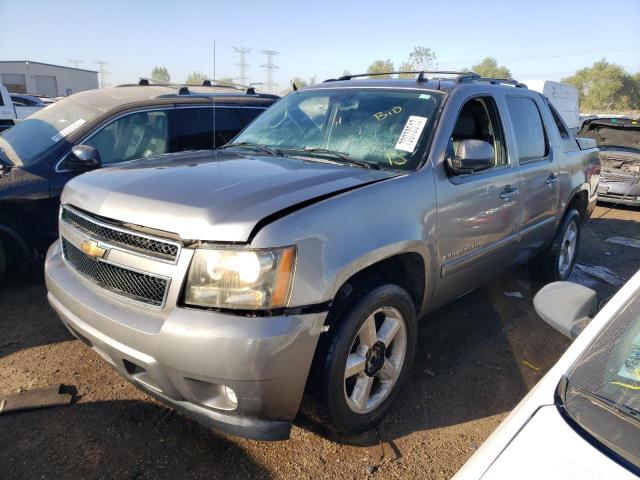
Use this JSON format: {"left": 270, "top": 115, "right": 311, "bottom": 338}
{"left": 9, "top": 93, "right": 51, "bottom": 119}
{"left": 0, "top": 83, "right": 16, "bottom": 132}
{"left": 455, "top": 270, "right": 640, "bottom": 479}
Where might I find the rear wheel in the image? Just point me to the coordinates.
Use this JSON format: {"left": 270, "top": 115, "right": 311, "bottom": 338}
{"left": 529, "top": 209, "right": 581, "bottom": 283}
{"left": 304, "top": 284, "right": 417, "bottom": 436}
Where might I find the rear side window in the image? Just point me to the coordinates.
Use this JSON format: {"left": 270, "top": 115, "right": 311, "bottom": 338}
{"left": 174, "top": 107, "right": 214, "bottom": 151}
{"left": 547, "top": 102, "right": 570, "bottom": 138}
{"left": 174, "top": 107, "right": 243, "bottom": 150}
{"left": 214, "top": 108, "right": 243, "bottom": 145}
{"left": 236, "top": 107, "right": 265, "bottom": 126}
{"left": 506, "top": 97, "right": 548, "bottom": 162}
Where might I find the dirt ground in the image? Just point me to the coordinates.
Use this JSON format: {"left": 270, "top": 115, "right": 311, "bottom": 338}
{"left": 1, "top": 204, "right": 639, "bottom": 480}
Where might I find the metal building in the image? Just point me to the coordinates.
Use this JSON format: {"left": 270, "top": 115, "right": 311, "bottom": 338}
{"left": 0, "top": 61, "right": 99, "bottom": 97}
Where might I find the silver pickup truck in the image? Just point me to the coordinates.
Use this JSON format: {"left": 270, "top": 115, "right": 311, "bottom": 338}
{"left": 45, "top": 72, "right": 600, "bottom": 440}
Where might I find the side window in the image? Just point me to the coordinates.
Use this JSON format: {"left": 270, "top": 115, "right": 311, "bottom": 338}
{"left": 84, "top": 110, "right": 169, "bottom": 165}
{"left": 448, "top": 96, "right": 507, "bottom": 172}
{"left": 506, "top": 97, "right": 548, "bottom": 162}
{"left": 214, "top": 108, "right": 243, "bottom": 146}
{"left": 547, "top": 101, "right": 570, "bottom": 138}
{"left": 174, "top": 107, "right": 214, "bottom": 151}
{"left": 174, "top": 107, "right": 243, "bottom": 151}
{"left": 236, "top": 107, "right": 265, "bottom": 126}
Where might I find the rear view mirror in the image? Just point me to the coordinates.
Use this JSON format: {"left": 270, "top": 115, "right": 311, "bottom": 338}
{"left": 447, "top": 139, "right": 495, "bottom": 174}
{"left": 533, "top": 282, "right": 598, "bottom": 339}
{"left": 64, "top": 145, "right": 102, "bottom": 171}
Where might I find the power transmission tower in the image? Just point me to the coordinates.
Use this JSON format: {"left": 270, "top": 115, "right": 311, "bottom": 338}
{"left": 260, "top": 50, "right": 280, "bottom": 94}
{"left": 232, "top": 46, "right": 251, "bottom": 86}
{"left": 94, "top": 61, "right": 110, "bottom": 88}
{"left": 68, "top": 58, "right": 84, "bottom": 69}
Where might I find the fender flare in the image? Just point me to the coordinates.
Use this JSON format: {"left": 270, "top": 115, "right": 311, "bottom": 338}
{"left": 327, "top": 239, "right": 435, "bottom": 317}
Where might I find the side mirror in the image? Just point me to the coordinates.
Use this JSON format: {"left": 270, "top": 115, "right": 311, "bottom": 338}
{"left": 64, "top": 145, "right": 102, "bottom": 171}
{"left": 533, "top": 282, "right": 598, "bottom": 339}
{"left": 447, "top": 139, "right": 495, "bottom": 174}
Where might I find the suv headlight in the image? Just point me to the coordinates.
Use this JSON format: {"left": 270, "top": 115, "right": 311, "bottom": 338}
{"left": 184, "top": 246, "right": 296, "bottom": 310}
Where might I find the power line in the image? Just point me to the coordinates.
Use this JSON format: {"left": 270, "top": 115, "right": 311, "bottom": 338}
{"left": 94, "top": 61, "right": 110, "bottom": 88}
{"left": 261, "top": 50, "right": 280, "bottom": 94}
{"left": 68, "top": 58, "right": 84, "bottom": 69}
{"left": 232, "top": 46, "right": 251, "bottom": 86}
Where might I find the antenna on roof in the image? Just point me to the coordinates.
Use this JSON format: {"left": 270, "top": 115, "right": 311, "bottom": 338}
{"left": 202, "top": 79, "right": 212, "bottom": 87}
{"left": 292, "top": 82, "right": 298, "bottom": 91}
{"left": 213, "top": 40, "right": 217, "bottom": 149}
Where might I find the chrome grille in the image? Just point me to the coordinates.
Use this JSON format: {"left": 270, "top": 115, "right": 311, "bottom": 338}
{"left": 62, "top": 238, "right": 169, "bottom": 306}
{"left": 61, "top": 206, "right": 180, "bottom": 262}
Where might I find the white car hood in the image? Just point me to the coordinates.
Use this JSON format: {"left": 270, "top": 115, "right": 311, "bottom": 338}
{"left": 481, "top": 405, "right": 636, "bottom": 480}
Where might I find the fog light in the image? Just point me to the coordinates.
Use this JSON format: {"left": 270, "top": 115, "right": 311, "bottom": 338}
{"left": 224, "top": 385, "right": 238, "bottom": 406}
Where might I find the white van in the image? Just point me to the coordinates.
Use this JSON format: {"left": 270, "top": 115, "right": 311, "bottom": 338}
{"left": 525, "top": 80, "right": 580, "bottom": 131}
{"left": 0, "top": 84, "right": 17, "bottom": 132}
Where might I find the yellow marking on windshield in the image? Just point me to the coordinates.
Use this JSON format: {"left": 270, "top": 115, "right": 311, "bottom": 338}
{"left": 387, "top": 152, "right": 407, "bottom": 166}
{"left": 610, "top": 381, "right": 640, "bottom": 390}
{"left": 374, "top": 106, "right": 402, "bottom": 121}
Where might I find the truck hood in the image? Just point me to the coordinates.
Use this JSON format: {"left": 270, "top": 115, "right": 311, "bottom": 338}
{"left": 578, "top": 117, "right": 640, "bottom": 151}
{"left": 61, "top": 150, "right": 398, "bottom": 243}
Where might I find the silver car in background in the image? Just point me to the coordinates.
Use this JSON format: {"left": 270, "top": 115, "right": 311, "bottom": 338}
{"left": 45, "top": 72, "right": 599, "bottom": 440}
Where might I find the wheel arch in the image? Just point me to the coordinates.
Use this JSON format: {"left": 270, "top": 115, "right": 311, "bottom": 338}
{"left": 326, "top": 241, "right": 433, "bottom": 325}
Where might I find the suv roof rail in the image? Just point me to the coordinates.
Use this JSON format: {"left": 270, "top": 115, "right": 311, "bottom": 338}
{"left": 324, "top": 70, "right": 474, "bottom": 83}
{"left": 323, "top": 70, "right": 527, "bottom": 88}
{"left": 459, "top": 75, "right": 528, "bottom": 88}
{"left": 128, "top": 78, "right": 266, "bottom": 96}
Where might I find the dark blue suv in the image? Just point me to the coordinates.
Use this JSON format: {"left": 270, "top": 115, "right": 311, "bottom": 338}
{"left": 0, "top": 83, "right": 278, "bottom": 279}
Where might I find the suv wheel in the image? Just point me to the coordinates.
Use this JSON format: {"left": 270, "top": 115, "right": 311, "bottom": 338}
{"left": 529, "top": 209, "right": 581, "bottom": 283}
{"left": 304, "top": 284, "right": 417, "bottom": 436}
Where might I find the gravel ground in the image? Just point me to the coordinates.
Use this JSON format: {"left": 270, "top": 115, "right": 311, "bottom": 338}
{"left": 1, "top": 204, "right": 639, "bottom": 479}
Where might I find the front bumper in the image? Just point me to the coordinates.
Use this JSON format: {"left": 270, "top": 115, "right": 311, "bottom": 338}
{"left": 45, "top": 241, "right": 326, "bottom": 440}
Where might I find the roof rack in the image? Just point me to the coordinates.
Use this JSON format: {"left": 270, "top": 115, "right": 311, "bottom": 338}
{"left": 128, "top": 78, "right": 260, "bottom": 95}
{"left": 323, "top": 70, "right": 527, "bottom": 88}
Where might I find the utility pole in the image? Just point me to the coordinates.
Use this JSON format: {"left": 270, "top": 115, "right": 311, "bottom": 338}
{"left": 94, "top": 61, "right": 110, "bottom": 88}
{"left": 232, "top": 46, "right": 251, "bottom": 86}
{"left": 68, "top": 58, "right": 84, "bottom": 69}
{"left": 260, "top": 50, "right": 280, "bottom": 94}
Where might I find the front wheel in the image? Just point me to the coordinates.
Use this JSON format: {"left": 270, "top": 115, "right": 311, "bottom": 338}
{"left": 303, "top": 284, "right": 417, "bottom": 436}
{"left": 529, "top": 209, "right": 581, "bottom": 283}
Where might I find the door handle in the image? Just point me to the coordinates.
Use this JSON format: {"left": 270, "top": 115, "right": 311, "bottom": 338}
{"left": 545, "top": 173, "right": 558, "bottom": 185}
{"left": 500, "top": 186, "right": 518, "bottom": 201}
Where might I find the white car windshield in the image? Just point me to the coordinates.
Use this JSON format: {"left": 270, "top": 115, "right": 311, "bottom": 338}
{"left": 562, "top": 292, "right": 640, "bottom": 469}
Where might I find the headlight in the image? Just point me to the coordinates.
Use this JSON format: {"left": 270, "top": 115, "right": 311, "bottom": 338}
{"left": 184, "top": 246, "right": 296, "bottom": 310}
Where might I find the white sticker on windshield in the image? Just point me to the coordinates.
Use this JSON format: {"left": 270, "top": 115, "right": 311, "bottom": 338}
{"left": 51, "top": 119, "right": 86, "bottom": 142}
{"left": 395, "top": 115, "right": 427, "bottom": 153}
{"left": 616, "top": 331, "right": 640, "bottom": 383}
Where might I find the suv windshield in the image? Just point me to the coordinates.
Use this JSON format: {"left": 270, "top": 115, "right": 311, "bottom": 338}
{"left": 0, "top": 96, "right": 104, "bottom": 167}
{"left": 561, "top": 290, "right": 640, "bottom": 470}
{"left": 229, "top": 88, "right": 443, "bottom": 170}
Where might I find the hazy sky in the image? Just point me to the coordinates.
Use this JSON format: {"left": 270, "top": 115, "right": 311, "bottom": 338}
{"left": 1, "top": 0, "right": 639, "bottom": 92}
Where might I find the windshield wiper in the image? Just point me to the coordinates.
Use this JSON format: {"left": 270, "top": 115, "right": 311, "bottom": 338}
{"left": 218, "top": 142, "right": 281, "bottom": 156}
{"left": 288, "top": 147, "right": 380, "bottom": 170}
{"left": 574, "top": 388, "right": 640, "bottom": 426}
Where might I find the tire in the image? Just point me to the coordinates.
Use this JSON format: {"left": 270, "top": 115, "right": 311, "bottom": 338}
{"left": 303, "top": 284, "right": 417, "bottom": 436}
{"left": 529, "top": 209, "right": 581, "bottom": 283}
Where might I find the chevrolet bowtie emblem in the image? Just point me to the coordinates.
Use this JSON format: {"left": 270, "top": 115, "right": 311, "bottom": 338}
{"left": 81, "top": 240, "right": 106, "bottom": 259}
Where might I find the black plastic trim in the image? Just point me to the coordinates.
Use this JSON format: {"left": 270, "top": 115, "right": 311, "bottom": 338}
{"left": 181, "top": 300, "right": 333, "bottom": 318}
